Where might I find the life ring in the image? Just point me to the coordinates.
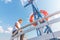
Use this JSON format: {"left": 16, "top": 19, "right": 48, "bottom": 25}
{"left": 40, "top": 10, "right": 48, "bottom": 20}
{"left": 29, "top": 10, "right": 48, "bottom": 26}
{"left": 29, "top": 14, "right": 37, "bottom": 26}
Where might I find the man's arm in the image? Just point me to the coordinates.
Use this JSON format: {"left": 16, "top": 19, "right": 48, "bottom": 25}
{"left": 15, "top": 23, "right": 22, "bottom": 32}
{"left": 15, "top": 23, "right": 19, "bottom": 29}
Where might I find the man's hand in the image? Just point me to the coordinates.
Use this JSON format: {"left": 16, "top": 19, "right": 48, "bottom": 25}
{"left": 19, "top": 29, "right": 23, "bottom": 32}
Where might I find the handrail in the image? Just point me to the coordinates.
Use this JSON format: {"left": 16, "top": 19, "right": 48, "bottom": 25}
{"left": 12, "top": 11, "right": 60, "bottom": 36}
{"left": 11, "top": 11, "right": 60, "bottom": 40}
{"left": 11, "top": 17, "right": 60, "bottom": 39}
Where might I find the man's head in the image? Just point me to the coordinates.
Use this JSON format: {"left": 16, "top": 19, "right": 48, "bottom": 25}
{"left": 18, "top": 19, "right": 23, "bottom": 24}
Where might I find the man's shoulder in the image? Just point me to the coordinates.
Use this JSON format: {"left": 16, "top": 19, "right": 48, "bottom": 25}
{"left": 15, "top": 21, "right": 18, "bottom": 24}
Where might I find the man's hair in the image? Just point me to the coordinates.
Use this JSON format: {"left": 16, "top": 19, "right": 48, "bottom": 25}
{"left": 18, "top": 19, "right": 22, "bottom": 21}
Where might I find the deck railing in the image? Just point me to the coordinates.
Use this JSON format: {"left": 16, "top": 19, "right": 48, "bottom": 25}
{"left": 10, "top": 11, "right": 60, "bottom": 40}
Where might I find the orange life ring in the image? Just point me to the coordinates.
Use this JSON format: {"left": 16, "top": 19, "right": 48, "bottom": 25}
{"left": 29, "top": 10, "right": 48, "bottom": 26}
{"left": 40, "top": 10, "right": 48, "bottom": 20}
{"left": 29, "top": 14, "right": 37, "bottom": 26}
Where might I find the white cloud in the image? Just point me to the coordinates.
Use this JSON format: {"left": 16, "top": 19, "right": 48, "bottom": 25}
{"left": 0, "top": 26, "right": 13, "bottom": 34}
{"left": 5, "top": 30, "right": 10, "bottom": 33}
{"left": 4, "top": 27, "right": 13, "bottom": 34}
{"left": 5, "top": 0, "right": 12, "bottom": 3}
{"left": 1, "top": 0, "right": 12, "bottom": 4}
{"left": 7, "top": 27, "right": 13, "bottom": 32}
{"left": 0, "top": 26, "right": 4, "bottom": 33}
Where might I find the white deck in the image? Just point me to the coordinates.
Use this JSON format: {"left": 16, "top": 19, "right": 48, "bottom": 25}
{"left": 28, "top": 31, "right": 60, "bottom": 40}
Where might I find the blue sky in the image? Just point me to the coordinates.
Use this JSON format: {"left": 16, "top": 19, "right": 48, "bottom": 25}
{"left": 0, "top": 0, "right": 60, "bottom": 40}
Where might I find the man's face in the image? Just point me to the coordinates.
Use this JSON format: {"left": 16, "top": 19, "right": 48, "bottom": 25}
{"left": 19, "top": 21, "right": 22, "bottom": 24}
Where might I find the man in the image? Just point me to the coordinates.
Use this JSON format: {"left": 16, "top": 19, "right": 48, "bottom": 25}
{"left": 12, "top": 19, "right": 24, "bottom": 40}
